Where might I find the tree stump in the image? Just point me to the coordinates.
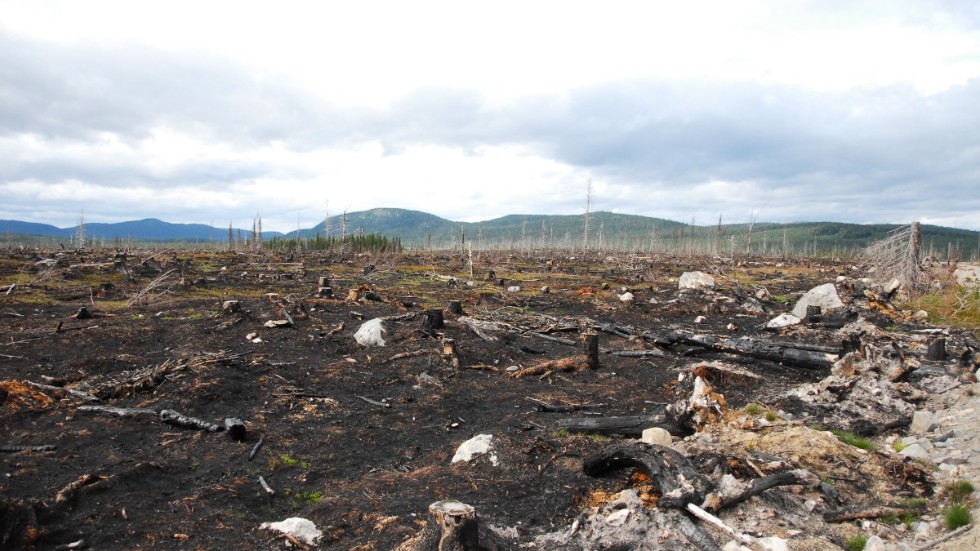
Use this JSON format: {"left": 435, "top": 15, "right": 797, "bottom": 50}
{"left": 398, "top": 501, "right": 481, "bottom": 551}
{"left": 424, "top": 309, "right": 445, "bottom": 330}
{"left": 805, "top": 305, "right": 822, "bottom": 322}
{"left": 316, "top": 286, "right": 333, "bottom": 298}
{"left": 926, "top": 337, "right": 947, "bottom": 361}
{"left": 446, "top": 300, "right": 464, "bottom": 316}
{"left": 318, "top": 276, "right": 330, "bottom": 287}
{"left": 581, "top": 332, "right": 599, "bottom": 369}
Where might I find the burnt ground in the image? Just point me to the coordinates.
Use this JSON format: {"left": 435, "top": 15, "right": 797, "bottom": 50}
{"left": 0, "top": 249, "right": 964, "bottom": 550}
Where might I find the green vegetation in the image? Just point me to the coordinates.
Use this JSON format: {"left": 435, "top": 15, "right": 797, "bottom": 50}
{"left": 588, "top": 434, "right": 611, "bottom": 442}
{"left": 830, "top": 429, "right": 876, "bottom": 451}
{"left": 745, "top": 404, "right": 763, "bottom": 415}
{"left": 943, "top": 504, "right": 972, "bottom": 530}
{"left": 946, "top": 480, "right": 976, "bottom": 503}
{"left": 286, "top": 489, "right": 324, "bottom": 509}
{"left": 551, "top": 429, "right": 570, "bottom": 439}
{"left": 904, "top": 286, "right": 980, "bottom": 332}
{"left": 892, "top": 440, "right": 906, "bottom": 452}
{"left": 845, "top": 534, "right": 868, "bottom": 551}
{"left": 765, "top": 411, "right": 778, "bottom": 422}
{"left": 265, "top": 232, "right": 402, "bottom": 253}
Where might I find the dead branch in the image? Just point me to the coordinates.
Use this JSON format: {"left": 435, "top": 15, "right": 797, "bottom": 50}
{"left": 0, "top": 445, "right": 57, "bottom": 453}
{"left": 76, "top": 405, "right": 157, "bottom": 418}
{"left": 823, "top": 503, "right": 927, "bottom": 523}
{"left": 702, "top": 469, "right": 815, "bottom": 512}
{"left": 159, "top": 409, "right": 222, "bottom": 431}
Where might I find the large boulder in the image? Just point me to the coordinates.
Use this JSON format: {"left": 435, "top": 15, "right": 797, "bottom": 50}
{"left": 791, "top": 283, "right": 844, "bottom": 318}
{"left": 678, "top": 271, "right": 716, "bottom": 290}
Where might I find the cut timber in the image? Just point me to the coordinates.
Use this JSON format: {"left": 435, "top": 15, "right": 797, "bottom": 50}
{"left": 583, "top": 442, "right": 711, "bottom": 509}
{"left": 554, "top": 412, "right": 691, "bottom": 437}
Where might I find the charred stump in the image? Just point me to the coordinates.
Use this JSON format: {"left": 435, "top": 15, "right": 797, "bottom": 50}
{"left": 583, "top": 442, "right": 711, "bottom": 509}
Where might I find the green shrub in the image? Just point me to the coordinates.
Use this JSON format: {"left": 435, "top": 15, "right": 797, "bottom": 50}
{"left": 845, "top": 534, "right": 868, "bottom": 551}
{"left": 944, "top": 504, "right": 972, "bottom": 530}
{"left": 946, "top": 480, "right": 975, "bottom": 504}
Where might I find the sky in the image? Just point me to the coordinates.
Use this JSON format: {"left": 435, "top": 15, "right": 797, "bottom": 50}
{"left": 1, "top": 0, "right": 979, "bottom": 233}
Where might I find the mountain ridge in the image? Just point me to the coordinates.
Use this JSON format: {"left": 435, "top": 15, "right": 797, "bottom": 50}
{"left": 2, "top": 209, "right": 977, "bottom": 257}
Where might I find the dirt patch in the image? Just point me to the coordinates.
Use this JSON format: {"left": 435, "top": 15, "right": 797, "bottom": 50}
{"left": 0, "top": 250, "right": 977, "bottom": 550}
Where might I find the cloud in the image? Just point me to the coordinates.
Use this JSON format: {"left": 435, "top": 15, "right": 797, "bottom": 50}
{"left": 1, "top": 3, "right": 980, "bottom": 232}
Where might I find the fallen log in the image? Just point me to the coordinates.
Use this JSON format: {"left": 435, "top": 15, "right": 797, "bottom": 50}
{"left": 0, "top": 445, "right": 57, "bottom": 453}
{"left": 675, "top": 333, "right": 836, "bottom": 369}
{"left": 554, "top": 412, "right": 691, "bottom": 437}
{"left": 159, "top": 409, "right": 222, "bottom": 432}
{"left": 583, "top": 442, "right": 711, "bottom": 509}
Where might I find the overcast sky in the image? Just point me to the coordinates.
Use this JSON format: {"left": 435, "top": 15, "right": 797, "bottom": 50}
{"left": 2, "top": 1, "right": 979, "bottom": 232}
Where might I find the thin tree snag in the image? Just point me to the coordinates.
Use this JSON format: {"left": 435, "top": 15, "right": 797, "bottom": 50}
{"left": 583, "top": 442, "right": 711, "bottom": 509}
{"left": 554, "top": 412, "right": 691, "bottom": 437}
{"left": 702, "top": 469, "right": 815, "bottom": 512}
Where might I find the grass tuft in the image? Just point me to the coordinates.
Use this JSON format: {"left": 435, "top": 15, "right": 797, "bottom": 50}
{"left": 845, "top": 534, "right": 868, "bottom": 551}
{"left": 830, "top": 429, "right": 877, "bottom": 451}
{"left": 943, "top": 504, "right": 972, "bottom": 530}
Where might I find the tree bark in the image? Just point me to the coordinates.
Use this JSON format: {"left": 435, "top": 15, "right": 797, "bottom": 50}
{"left": 583, "top": 442, "right": 711, "bottom": 509}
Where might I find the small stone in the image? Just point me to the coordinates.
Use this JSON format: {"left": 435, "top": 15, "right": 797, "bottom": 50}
{"left": 863, "top": 535, "right": 886, "bottom": 551}
{"left": 694, "top": 315, "right": 706, "bottom": 324}
{"left": 766, "top": 313, "right": 801, "bottom": 329}
{"left": 640, "top": 427, "right": 672, "bottom": 447}
{"left": 507, "top": 285, "right": 521, "bottom": 293}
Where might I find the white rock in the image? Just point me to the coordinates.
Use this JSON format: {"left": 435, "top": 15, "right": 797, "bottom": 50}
{"left": 679, "top": 271, "right": 716, "bottom": 290}
{"left": 863, "top": 535, "right": 886, "bottom": 551}
{"left": 619, "top": 292, "right": 634, "bottom": 304}
{"left": 694, "top": 315, "right": 707, "bottom": 324}
{"left": 605, "top": 508, "right": 631, "bottom": 526}
{"left": 452, "top": 434, "right": 498, "bottom": 466}
{"left": 766, "top": 313, "right": 801, "bottom": 329}
{"left": 507, "top": 285, "right": 521, "bottom": 293}
{"left": 910, "top": 410, "right": 938, "bottom": 434}
{"left": 791, "top": 283, "right": 844, "bottom": 318}
{"left": 260, "top": 517, "right": 322, "bottom": 545}
{"left": 353, "top": 318, "right": 386, "bottom": 347}
{"left": 899, "top": 443, "right": 931, "bottom": 461}
{"left": 640, "top": 427, "right": 672, "bottom": 447}
{"left": 756, "top": 536, "right": 789, "bottom": 551}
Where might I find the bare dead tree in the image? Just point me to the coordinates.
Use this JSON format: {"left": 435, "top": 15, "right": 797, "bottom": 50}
{"left": 582, "top": 178, "right": 593, "bottom": 251}
{"left": 863, "top": 222, "right": 924, "bottom": 290}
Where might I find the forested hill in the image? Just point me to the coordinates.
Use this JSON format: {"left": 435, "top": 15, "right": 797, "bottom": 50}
{"left": 3, "top": 209, "right": 978, "bottom": 258}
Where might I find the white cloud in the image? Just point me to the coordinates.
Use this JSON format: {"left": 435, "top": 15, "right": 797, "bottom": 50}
{"left": 1, "top": 1, "right": 979, "bottom": 232}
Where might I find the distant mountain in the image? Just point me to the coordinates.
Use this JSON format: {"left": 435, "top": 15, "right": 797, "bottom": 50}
{"left": 0, "top": 219, "right": 68, "bottom": 237}
{"left": 2, "top": 209, "right": 978, "bottom": 258}
{"left": 61, "top": 218, "right": 282, "bottom": 241}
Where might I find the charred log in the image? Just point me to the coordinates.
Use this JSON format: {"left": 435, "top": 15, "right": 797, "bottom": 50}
{"left": 583, "top": 442, "right": 711, "bottom": 509}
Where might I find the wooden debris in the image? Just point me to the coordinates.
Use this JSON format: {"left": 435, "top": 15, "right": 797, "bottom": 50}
{"left": 249, "top": 437, "right": 264, "bottom": 461}
{"left": 583, "top": 442, "right": 711, "bottom": 509}
{"left": 159, "top": 409, "right": 222, "bottom": 432}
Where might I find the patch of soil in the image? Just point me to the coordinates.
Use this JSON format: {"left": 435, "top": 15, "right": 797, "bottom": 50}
{"left": 0, "top": 250, "right": 974, "bottom": 550}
